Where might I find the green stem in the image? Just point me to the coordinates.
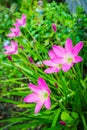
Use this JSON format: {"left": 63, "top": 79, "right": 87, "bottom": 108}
{"left": 25, "top": 27, "right": 37, "bottom": 42}
{"left": 72, "top": 66, "right": 77, "bottom": 76}
{"left": 80, "top": 113, "right": 87, "bottom": 130}
{"left": 59, "top": 91, "right": 75, "bottom": 103}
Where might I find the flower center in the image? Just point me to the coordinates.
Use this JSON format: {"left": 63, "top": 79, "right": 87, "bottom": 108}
{"left": 39, "top": 91, "right": 48, "bottom": 101}
{"left": 58, "top": 64, "right": 62, "bottom": 68}
{"left": 64, "top": 54, "right": 73, "bottom": 64}
{"left": 67, "top": 57, "right": 73, "bottom": 63}
{"left": 43, "top": 92, "right": 48, "bottom": 98}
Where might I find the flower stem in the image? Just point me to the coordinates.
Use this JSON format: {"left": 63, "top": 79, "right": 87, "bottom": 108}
{"left": 80, "top": 113, "right": 87, "bottom": 130}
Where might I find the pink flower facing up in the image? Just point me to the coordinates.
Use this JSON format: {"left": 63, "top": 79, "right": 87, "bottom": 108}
{"left": 7, "top": 27, "right": 21, "bottom": 38}
{"left": 24, "top": 77, "right": 51, "bottom": 113}
{"left": 52, "top": 23, "right": 57, "bottom": 32}
{"left": 13, "top": 14, "right": 26, "bottom": 27}
{"left": 43, "top": 38, "right": 83, "bottom": 73}
{"left": 3, "top": 41, "right": 18, "bottom": 54}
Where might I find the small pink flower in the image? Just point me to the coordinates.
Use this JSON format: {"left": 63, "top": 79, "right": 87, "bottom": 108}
{"left": 24, "top": 77, "right": 51, "bottom": 113}
{"left": 52, "top": 23, "right": 57, "bottom": 32}
{"left": 7, "top": 27, "right": 21, "bottom": 38}
{"left": 43, "top": 38, "right": 83, "bottom": 73}
{"left": 13, "top": 14, "right": 26, "bottom": 27}
{"left": 3, "top": 41, "right": 18, "bottom": 54}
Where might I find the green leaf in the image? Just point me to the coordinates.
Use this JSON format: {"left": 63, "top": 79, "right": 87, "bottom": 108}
{"left": 0, "top": 98, "right": 22, "bottom": 105}
{"left": 71, "top": 112, "right": 79, "bottom": 119}
{"left": 61, "top": 111, "right": 73, "bottom": 125}
{"left": 51, "top": 108, "right": 61, "bottom": 127}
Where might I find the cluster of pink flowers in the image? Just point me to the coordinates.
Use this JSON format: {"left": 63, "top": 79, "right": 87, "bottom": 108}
{"left": 7, "top": 14, "right": 26, "bottom": 38}
{"left": 3, "top": 15, "right": 84, "bottom": 114}
{"left": 4, "top": 14, "right": 26, "bottom": 55}
{"left": 24, "top": 38, "right": 83, "bottom": 113}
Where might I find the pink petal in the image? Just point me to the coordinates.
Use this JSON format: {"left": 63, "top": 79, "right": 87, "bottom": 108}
{"left": 3, "top": 51, "right": 10, "bottom": 54}
{"left": 28, "top": 83, "right": 41, "bottom": 93}
{"left": 23, "top": 93, "right": 39, "bottom": 103}
{"left": 35, "top": 101, "right": 44, "bottom": 113}
{"left": 52, "top": 58, "right": 64, "bottom": 64}
{"left": 43, "top": 60, "right": 54, "bottom": 67}
{"left": 52, "top": 45, "right": 65, "bottom": 57}
{"left": 10, "top": 28, "right": 15, "bottom": 32}
{"left": 16, "top": 19, "right": 22, "bottom": 24}
{"left": 11, "top": 41, "right": 18, "bottom": 54}
{"left": 44, "top": 67, "right": 60, "bottom": 74}
{"left": 11, "top": 41, "right": 17, "bottom": 48}
{"left": 13, "top": 23, "right": 19, "bottom": 27}
{"left": 7, "top": 33, "right": 15, "bottom": 38}
{"left": 62, "top": 63, "right": 73, "bottom": 72}
{"left": 38, "top": 78, "right": 50, "bottom": 93}
{"left": 44, "top": 97, "right": 51, "bottom": 109}
{"left": 11, "top": 41, "right": 18, "bottom": 51}
{"left": 4, "top": 45, "right": 12, "bottom": 51}
{"left": 10, "top": 27, "right": 18, "bottom": 32}
{"left": 73, "top": 42, "right": 83, "bottom": 56}
{"left": 48, "top": 50, "right": 57, "bottom": 59}
{"left": 22, "top": 14, "right": 26, "bottom": 23}
{"left": 65, "top": 38, "right": 73, "bottom": 53}
{"left": 15, "top": 14, "right": 26, "bottom": 27}
{"left": 74, "top": 56, "right": 83, "bottom": 63}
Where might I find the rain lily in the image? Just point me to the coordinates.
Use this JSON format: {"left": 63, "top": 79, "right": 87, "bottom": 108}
{"left": 24, "top": 77, "right": 51, "bottom": 113}
{"left": 7, "top": 27, "right": 21, "bottom": 38}
{"left": 13, "top": 14, "right": 26, "bottom": 27}
{"left": 52, "top": 23, "right": 57, "bottom": 32}
{"left": 43, "top": 50, "right": 63, "bottom": 73}
{"left": 43, "top": 38, "right": 83, "bottom": 73}
{"left": 3, "top": 41, "right": 18, "bottom": 54}
{"left": 52, "top": 38, "right": 83, "bottom": 71}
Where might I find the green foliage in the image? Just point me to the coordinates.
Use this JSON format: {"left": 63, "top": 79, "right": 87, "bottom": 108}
{"left": 0, "top": 0, "right": 87, "bottom": 130}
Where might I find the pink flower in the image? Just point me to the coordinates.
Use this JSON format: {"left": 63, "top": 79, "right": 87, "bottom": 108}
{"left": 3, "top": 41, "right": 18, "bottom": 54}
{"left": 52, "top": 38, "right": 83, "bottom": 72}
{"left": 13, "top": 14, "right": 26, "bottom": 27}
{"left": 7, "top": 27, "right": 21, "bottom": 38}
{"left": 43, "top": 38, "right": 83, "bottom": 73}
{"left": 52, "top": 23, "right": 57, "bottom": 32}
{"left": 43, "top": 50, "right": 63, "bottom": 73}
{"left": 24, "top": 77, "right": 51, "bottom": 113}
